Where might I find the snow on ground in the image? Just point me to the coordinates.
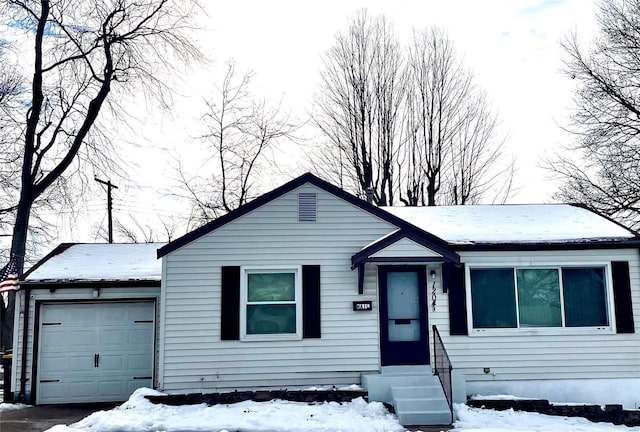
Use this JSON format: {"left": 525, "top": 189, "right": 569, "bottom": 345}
{"left": 0, "top": 402, "right": 29, "bottom": 412}
{"left": 452, "top": 404, "right": 640, "bottom": 432}
{"left": 42, "top": 388, "right": 640, "bottom": 432}
{"left": 44, "top": 388, "right": 404, "bottom": 432}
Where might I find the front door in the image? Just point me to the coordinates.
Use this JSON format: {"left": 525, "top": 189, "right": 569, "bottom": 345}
{"left": 378, "top": 266, "right": 429, "bottom": 366}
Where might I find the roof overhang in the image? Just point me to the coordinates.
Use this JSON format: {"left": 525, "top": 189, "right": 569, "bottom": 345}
{"left": 351, "top": 229, "right": 460, "bottom": 269}
{"left": 21, "top": 279, "right": 161, "bottom": 289}
{"left": 351, "top": 229, "right": 460, "bottom": 295}
{"left": 450, "top": 238, "right": 640, "bottom": 251}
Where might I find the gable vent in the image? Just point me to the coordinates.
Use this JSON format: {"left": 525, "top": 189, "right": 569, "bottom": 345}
{"left": 298, "top": 193, "right": 317, "bottom": 222}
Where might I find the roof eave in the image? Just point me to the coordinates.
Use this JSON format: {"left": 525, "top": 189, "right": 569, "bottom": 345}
{"left": 21, "top": 279, "right": 161, "bottom": 289}
{"left": 452, "top": 238, "right": 640, "bottom": 252}
{"left": 352, "top": 228, "right": 460, "bottom": 268}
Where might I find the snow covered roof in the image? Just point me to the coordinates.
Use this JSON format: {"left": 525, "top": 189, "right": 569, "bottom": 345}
{"left": 25, "top": 243, "right": 165, "bottom": 282}
{"left": 382, "top": 204, "right": 637, "bottom": 245}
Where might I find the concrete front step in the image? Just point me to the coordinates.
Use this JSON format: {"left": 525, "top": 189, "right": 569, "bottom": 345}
{"left": 391, "top": 384, "right": 443, "bottom": 398}
{"left": 392, "top": 396, "right": 450, "bottom": 411}
{"left": 391, "top": 384, "right": 451, "bottom": 426}
{"left": 362, "top": 368, "right": 452, "bottom": 426}
{"left": 381, "top": 365, "right": 433, "bottom": 375}
{"left": 395, "top": 409, "right": 452, "bottom": 426}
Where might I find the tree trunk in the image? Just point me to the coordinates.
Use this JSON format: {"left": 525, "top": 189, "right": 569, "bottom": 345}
{"left": 3, "top": 190, "right": 34, "bottom": 350}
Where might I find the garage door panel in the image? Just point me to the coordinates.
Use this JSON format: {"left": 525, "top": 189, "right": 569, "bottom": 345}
{"left": 99, "top": 354, "right": 124, "bottom": 371}
{"left": 129, "top": 303, "right": 155, "bottom": 320}
{"left": 128, "top": 353, "right": 153, "bottom": 370}
{"left": 38, "top": 355, "right": 68, "bottom": 375}
{"left": 38, "top": 301, "right": 155, "bottom": 404}
{"left": 65, "top": 306, "right": 99, "bottom": 326}
{"left": 98, "top": 379, "right": 128, "bottom": 397}
{"left": 41, "top": 328, "right": 98, "bottom": 349}
{"left": 40, "top": 355, "right": 95, "bottom": 375}
{"left": 98, "top": 328, "right": 126, "bottom": 345}
{"left": 129, "top": 327, "right": 153, "bottom": 345}
{"left": 99, "top": 306, "right": 128, "bottom": 324}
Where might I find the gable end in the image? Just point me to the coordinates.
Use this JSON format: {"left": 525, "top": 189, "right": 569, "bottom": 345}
{"left": 158, "top": 173, "right": 453, "bottom": 258}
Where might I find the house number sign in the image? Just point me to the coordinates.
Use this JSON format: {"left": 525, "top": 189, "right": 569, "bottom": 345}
{"left": 353, "top": 301, "right": 372, "bottom": 311}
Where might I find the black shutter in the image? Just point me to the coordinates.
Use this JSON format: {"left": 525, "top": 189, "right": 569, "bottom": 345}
{"left": 303, "top": 265, "right": 321, "bottom": 338}
{"left": 611, "top": 261, "right": 635, "bottom": 334}
{"left": 447, "top": 263, "right": 468, "bottom": 336}
{"left": 221, "top": 266, "right": 240, "bottom": 340}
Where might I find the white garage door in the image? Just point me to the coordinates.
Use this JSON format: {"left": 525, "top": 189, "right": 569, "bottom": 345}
{"left": 37, "top": 301, "right": 155, "bottom": 404}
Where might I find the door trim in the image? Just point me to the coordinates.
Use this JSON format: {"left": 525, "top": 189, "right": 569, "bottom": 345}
{"left": 378, "top": 265, "right": 429, "bottom": 366}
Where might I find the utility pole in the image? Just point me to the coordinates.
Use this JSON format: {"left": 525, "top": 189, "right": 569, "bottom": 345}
{"left": 95, "top": 177, "right": 118, "bottom": 243}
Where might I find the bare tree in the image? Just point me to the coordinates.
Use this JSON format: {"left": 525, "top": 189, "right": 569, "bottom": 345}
{"left": 104, "top": 214, "right": 179, "bottom": 243}
{"left": 548, "top": 0, "right": 640, "bottom": 229}
{"left": 0, "top": 41, "right": 22, "bottom": 112}
{"left": 401, "top": 28, "right": 472, "bottom": 205}
{"left": 444, "top": 91, "right": 515, "bottom": 205}
{"left": 401, "top": 28, "right": 514, "bottom": 206}
{"left": 313, "top": 15, "right": 513, "bottom": 207}
{"left": 0, "top": 39, "right": 24, "bottom": 239}
{"left": 0, "top": 0, "right": 201, "bottom": 349}
{"left": 313, "top": 10, "right": 405, "bottom": 205}
{"left": 176, "top": 60, "right": 299, "bottom": 226}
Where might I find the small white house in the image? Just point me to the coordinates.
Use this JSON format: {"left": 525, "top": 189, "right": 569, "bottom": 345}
{"left": 155, "top": 173, "right": 640, "bottom": 421}
{"left": 12, "top": 173, "right": 640, "bottom": 425}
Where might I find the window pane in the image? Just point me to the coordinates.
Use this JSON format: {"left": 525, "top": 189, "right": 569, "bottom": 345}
{"left": 248, "top": 273, "right": 295, "bottom": 302}
{"left": 516, "top": 269, "right": 562, "bottom": 327}
{"left": 470, "top": 268, "right": 517, "bottom": 328}
{"left": 246, "top": 304, "right": 296, "bottom": 334}
{"left": 387, "top": 272, "right": 420, "bottom": 320}
{"left": 562, "top": 267, "right": 608, "bottom": 327}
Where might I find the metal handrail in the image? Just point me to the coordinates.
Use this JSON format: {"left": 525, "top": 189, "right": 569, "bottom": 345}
{"left": 432, "top": 325, "right": 454, "bottom": 424}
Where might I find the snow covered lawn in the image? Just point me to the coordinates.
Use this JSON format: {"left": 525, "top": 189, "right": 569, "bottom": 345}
{"left": 42, "top": 388, "right": 640, "bottom": 432}
{"left": 45, "top": 388, "right": 405, "bottom": 432}
{"left": 453, "top": 404, "right": 640, "bottom": 432}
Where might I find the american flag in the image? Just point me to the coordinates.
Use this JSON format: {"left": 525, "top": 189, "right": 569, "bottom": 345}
{"left": 0, "top": 256, "right": 19, "bottom": 293}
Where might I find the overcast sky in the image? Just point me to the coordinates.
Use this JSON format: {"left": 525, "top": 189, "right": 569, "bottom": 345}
{"left": 16, "top": 0, "right": 603, "bottom": 247}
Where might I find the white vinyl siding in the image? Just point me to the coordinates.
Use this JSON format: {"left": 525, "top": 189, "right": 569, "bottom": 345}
{"left": 370, "top": 237, "right": 443, "bottom": 258}
{"left": 430, "top": 249, "right": 640, "bottom": 382}
{"left": 159, "top": 184, "right": 396, "bottom": 393}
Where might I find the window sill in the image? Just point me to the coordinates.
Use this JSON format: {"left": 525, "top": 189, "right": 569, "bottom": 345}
{"left": 240, "top": 333, "right": 303, "bottom": 342}
{"left": 469, "top": 326, "right": 615, "bottom": 337}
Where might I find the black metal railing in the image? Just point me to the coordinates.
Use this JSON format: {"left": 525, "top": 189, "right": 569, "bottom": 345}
{"left": 432, "top": 325, "right": 453, "bottom": 423}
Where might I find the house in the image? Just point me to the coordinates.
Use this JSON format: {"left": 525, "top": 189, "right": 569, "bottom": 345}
{"left": 10, "top": 242, "right": 164, "bottom": 404}
{"left": 11, "top": 173, "right": 640, "bottom": 425}
{"left": 155, "top": 173, "right": 640, "bottom": 421}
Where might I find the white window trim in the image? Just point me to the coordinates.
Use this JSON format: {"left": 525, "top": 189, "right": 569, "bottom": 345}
{"left": 465, "top": 261, "right": 616, "bottom": 336}
{"left": 240, "top": 265, "right": 303, "bottom": 342}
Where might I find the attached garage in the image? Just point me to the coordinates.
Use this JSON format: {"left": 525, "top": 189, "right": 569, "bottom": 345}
{"left": 10, "top": 243, "right": 164, "bottom": 404}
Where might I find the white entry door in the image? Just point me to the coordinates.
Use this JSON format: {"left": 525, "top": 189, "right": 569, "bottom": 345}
{"left": 37, "top": 301, "right": 154, "bottom": 404}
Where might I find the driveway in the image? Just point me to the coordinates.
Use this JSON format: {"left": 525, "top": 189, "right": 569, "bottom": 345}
{"left": 0, "top": 403, "right": 117, "bottom": 432}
